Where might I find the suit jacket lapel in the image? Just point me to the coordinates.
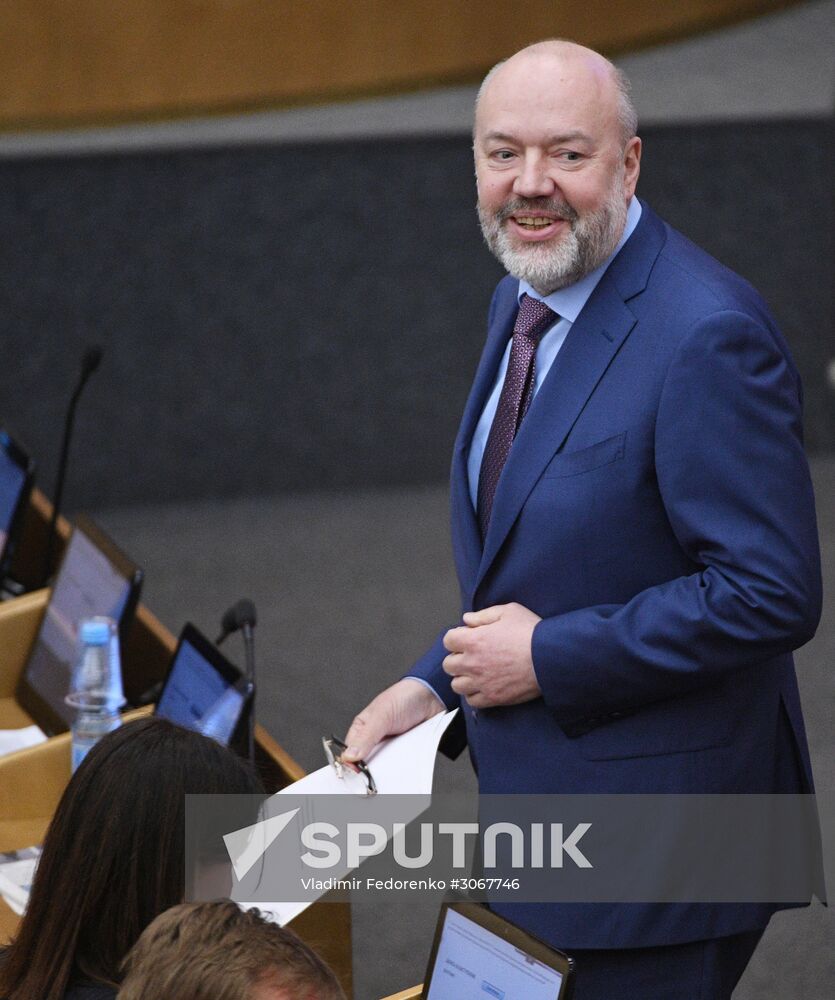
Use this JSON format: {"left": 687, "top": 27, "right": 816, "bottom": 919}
{"left": 474, "top": 204, "right": 667, "bottom": 593}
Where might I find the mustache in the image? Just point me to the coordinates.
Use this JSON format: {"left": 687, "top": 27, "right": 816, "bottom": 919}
{"left": 494, "top": 198, "right": 578, "bottom": 224}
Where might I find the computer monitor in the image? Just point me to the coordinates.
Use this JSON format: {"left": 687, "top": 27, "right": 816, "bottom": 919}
{"left": 16, "top": 515, "right": 143, "bottom": 735}
{"left": 0, "top": 429, "right": 34, "bottom": 581}
{"left": 422, "top": 901, "right": 573, "bottom": 1000}
{"left": 155, "top": 623, "right": 251, "bottom": 749}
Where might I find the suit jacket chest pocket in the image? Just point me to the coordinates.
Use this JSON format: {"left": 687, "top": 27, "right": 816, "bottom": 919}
{"left": 541, "top": 431, "right": 626, "bottom": 479}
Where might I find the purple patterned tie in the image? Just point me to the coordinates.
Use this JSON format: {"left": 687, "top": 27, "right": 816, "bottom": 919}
{"left": 476, "top": 294, "right": 556, "bottom": 539}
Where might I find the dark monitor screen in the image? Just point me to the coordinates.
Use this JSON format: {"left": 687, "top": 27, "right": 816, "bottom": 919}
{"left": 17, "top": 516, "right": 142, "bottom": 734}
{"left": 155, "top": 623, "right": 249, "bottom": 746}
{"left": 0, "top": 430, "right": 34, "bottom": 571}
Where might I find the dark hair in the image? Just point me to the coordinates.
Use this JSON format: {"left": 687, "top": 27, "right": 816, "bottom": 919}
{"left": 0, "top": 717, "right": 263, "bottom": 1000}
{"left": 118, "top": 900, "right": 345, "bottom": 1000}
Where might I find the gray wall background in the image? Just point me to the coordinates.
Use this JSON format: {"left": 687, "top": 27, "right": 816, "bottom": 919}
{"left": 0, "top": 119, "right": 832, "bottom": 510}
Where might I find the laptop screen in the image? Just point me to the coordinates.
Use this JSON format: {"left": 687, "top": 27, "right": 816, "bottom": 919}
{"left": 0, "top": 446, "right": 26, "bottom": 554}
{"left": 155, "top": 624, "right": 247, "bottom": 746}
{"left": 19, "top": 519, "right": 141, "bottom": 733}
{"left": 0, "top": 430, "right": 33, "bottom": 569}
{"left": 424, "top": 904, "right": 568, "bottom": 1000}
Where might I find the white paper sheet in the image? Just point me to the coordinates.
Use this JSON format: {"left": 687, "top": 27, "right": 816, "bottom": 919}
{"left": 236, "top": 709, "right": 458, "bottom": 926}
{"left": 279, "top": 709, "right": 458, "bottom": 797}
{"left": 0, "top": 725, "right": 47, "bottom": 757}
{"left": 0, "top": 848, "right": 41, "bottom": 915}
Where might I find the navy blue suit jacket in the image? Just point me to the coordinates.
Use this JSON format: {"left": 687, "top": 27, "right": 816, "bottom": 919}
{"left": 409, "top": 202, "right": 822, "bottom": 949}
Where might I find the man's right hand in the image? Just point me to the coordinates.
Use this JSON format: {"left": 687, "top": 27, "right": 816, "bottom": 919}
{"left": 341, "top": 678, "right": 445, "bottom": 764}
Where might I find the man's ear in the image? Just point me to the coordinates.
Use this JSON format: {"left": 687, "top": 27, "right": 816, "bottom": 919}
{"left": 623, "top": 136, "right": 642, "bottom": 199}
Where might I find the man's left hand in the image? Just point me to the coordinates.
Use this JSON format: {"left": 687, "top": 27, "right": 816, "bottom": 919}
{"left": 442, "top": 603, "right": 542, "bottom": 708}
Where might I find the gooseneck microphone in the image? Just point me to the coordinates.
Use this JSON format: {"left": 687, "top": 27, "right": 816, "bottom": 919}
{"left": 40, "top": 346, "right": 104, "bottom": 587}
{"left": 215, "top": 598, "right": 257, "bottom": 645}
{"left": 216, "top": 598, "right": 257, "bottom": 766}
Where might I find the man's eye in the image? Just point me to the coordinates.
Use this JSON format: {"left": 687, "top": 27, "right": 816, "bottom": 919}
{"left": 491, "top": 149, "right": 516, "bottom": 161}
{"left": 559, "top": 151, "right": 582, "bottom": 162}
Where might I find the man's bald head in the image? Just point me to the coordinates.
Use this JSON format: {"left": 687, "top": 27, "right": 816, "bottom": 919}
{"left": 472, "top": 37, "right": 642, "bottom": 293}
{"left": 475, "top": 40, "right": 637, "bottom": 149}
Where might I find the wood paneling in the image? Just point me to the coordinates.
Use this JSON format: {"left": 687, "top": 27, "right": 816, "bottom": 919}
{"left": 0, "top": 1, "right": 801, "bottom": 128}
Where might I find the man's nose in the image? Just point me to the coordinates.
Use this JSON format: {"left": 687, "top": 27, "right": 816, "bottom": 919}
{"left": 513, "top": 153, "right": 555, "bottom": 198}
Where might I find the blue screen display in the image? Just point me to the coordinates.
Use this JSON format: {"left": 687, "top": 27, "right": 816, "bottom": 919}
{"left": 0, "top": 442, "right": 26, "bottom": 554}
{"left": 156, "top": 639, "right": 244, "bottom": 745}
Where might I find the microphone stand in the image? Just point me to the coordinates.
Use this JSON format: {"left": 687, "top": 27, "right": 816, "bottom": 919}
{"left": 217, "top": 599, "right": 258, "bottom": 769}
{"left": 41, "top": 348, "right": 103, "bottom": 587}
{"left": 241, "top": 621, "right": 256, "bottom": 768}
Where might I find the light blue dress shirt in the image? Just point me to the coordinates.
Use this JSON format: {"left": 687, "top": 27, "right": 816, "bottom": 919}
{"left": 407, "top": 199, "right": 642, "bottom": 708}
{"left": 467, "top": 197, "right": 642, "bottom": 509}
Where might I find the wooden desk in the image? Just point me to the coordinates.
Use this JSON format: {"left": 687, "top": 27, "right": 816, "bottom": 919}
{"left": 0, "top": 723, "right": 352, "bottom": 993}
{"left": 0, "top": 491, "right": 351, "bottom": 994}
{"left": 3, "top": 488, "right": 305, "bottom": 789}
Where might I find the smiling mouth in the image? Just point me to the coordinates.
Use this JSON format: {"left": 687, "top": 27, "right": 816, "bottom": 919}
{"left": 513, "top": 215, "right": 561, "bottom": 230}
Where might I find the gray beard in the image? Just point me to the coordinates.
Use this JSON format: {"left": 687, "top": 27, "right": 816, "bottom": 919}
{"left": 478, "top": 187, "right": 628, "bottom": 295}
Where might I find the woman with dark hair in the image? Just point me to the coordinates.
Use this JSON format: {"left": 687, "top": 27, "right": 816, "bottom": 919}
{"left": 0, "top": 716, "right": 263, "bottom": 1000}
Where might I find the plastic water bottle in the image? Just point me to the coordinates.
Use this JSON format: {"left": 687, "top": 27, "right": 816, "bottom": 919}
{"left": 65, "top": 617, "right": 125, "bottom": 773}
{"left": 70, "top": 708, "right": 121, "bottom": 773}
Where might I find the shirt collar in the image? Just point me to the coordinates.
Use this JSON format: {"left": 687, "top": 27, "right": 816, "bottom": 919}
{"left": 518, "top": 197, "right": 642, "bottom": 322}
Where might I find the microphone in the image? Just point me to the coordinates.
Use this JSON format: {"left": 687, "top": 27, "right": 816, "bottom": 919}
{"left": 80, "top": 345, "right": 103, "bottom": 382}
{"left": 215, "top": 598, "right": 257, "bottom": 645}
{"left": 40, "top": 345, "right": 104, "bottom": 587}
{"left": 216, "top": 598, "right": 258, "bottom": 766}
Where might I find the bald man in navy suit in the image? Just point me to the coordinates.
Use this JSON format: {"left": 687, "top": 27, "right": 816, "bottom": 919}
{"left": 344, "top": 41, "right": 821, "bottom": 998}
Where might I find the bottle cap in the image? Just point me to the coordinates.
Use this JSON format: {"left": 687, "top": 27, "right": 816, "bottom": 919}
{"left": 80, "top": 618, "right": 112, "bottom": 645}
{"left": 66, "top": 616, "right": 125, "bottom": 710}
